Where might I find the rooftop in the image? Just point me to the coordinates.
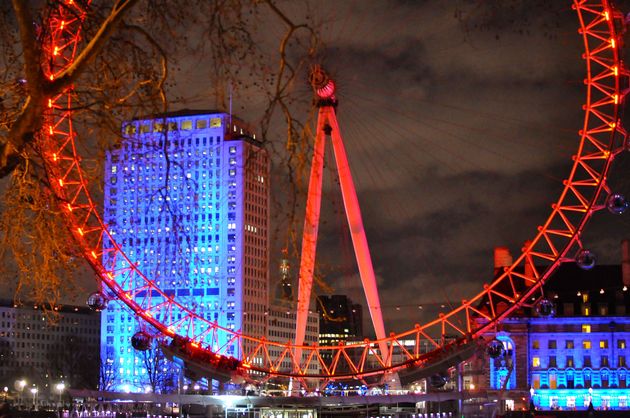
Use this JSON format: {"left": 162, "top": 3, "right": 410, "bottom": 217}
{"left": 0, "top": 298, "right": 99, "bottom": 315}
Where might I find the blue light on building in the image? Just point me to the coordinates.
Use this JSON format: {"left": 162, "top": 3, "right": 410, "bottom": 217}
{"left": 467, "top": 245, "right": 630, "bottom": 412}
{"left": 100, "top": 111, "right": 269, "bottom": 392}
{"left": 489, "top": 333, "right": 516, "bottom": 390}
{"left": 527, "top": 316, "right": 630, "bottom": 411}
{"left": 531, "top": 387, "right": 629, "bottom": 410}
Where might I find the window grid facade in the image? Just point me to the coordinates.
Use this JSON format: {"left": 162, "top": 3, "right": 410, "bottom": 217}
{"left": 101, "top": 112, "right": 269, "bottom": 392}
{"left": 0, "top": 300, "right": 100, "bottom": 386}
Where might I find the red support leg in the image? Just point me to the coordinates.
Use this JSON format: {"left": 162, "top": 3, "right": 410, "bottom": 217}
{"left": 293, "top": 110, "right": 328, "bottom": 369}
{"left": 294, "top": 68, "right": 390, "bottom": 388}
{"left": 327, "top": 109, "right": 390, "bottom": 364}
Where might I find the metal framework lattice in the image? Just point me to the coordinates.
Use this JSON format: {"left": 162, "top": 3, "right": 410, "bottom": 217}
{"left": 39, "top": 0, "right": 628, "bottom": 390}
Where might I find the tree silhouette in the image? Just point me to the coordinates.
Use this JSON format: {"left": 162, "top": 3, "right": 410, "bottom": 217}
{"left": 139, "top": 342, "right": 178, "bottom": 394}
{"left": 99, "top": 357, "right": 119, "bottom": 392}
{"left": 47, "top": 335, "right": 99, "bottom": 390}
{"left": 0, "top": 0, "right": 319, "bottom": 306}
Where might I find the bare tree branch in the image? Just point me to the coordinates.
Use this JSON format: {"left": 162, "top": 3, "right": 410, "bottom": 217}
{"left": 1, "top": 0, "right": 140, "bottom": 180}
{"left": 0, "top": 0, "right": 323, "bottom": 309}
{"left": 10, "top": 0, "right": 42, "bottom": 91}
{"left": 49, "top": 0, "right": 140, "bottom": 93}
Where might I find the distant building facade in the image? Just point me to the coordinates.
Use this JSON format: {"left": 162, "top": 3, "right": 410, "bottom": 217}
{"left": 101, "top": 110, "right": 269, "bottom": 392}
{"left": 317, "top": 295, "right": 363, "bottom": 350}
{"left": 0, "top": 300, "right": 100, "bottom": 394}
{"left": 464, "top": 243, "right": 630, "bottom": 412}
{"left": 266, "top": 302, "right": 319, "bottom": 375}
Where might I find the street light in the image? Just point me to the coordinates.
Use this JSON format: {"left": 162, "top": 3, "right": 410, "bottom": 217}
{"left": 55, "top": 383, "right": 65, "bottom": 407}
{"left": 30, "top": 387, "right": 38, "bottom": 409}
{"left": 14, "top": 380, "right": 26, "bottom": 407}
{"left": 2, "top": 387, "right": 7, "bottom": 401}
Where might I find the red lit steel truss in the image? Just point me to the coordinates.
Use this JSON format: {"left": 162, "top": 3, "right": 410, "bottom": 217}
{"left": 39, "top": 0, "right": 628, "bottom": 390}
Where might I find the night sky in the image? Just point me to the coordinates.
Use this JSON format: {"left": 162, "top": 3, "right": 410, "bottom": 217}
{"left": 196, "top": 0, "right": 630, "bottom": 335}
{"left": 7, "top": 1, "right": 630, "bottom": 337}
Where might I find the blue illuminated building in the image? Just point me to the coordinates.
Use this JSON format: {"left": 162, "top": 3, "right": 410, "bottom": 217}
{"left": 101, "top": 110, "right": 269, "bottom": 392}
{"left": 465, "top": 243, "right": 630, "bottom": 412}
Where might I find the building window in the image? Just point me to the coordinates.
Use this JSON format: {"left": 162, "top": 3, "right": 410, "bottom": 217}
{"left": 565, "top": 340, "right": 574, "bottom": 349}
{"left": 582, "top": 324, "right": 591, "bottom": 333}
{"left": 566, "top": 356, "right": 574, "bottom": 368}
{"left": 532, "top": 340, "right": 540, "bottom": 350}
{"left": 619, "top": 356, "right": 626, "bottom": 367}
{"left": 583, "top": 340, "right": 591, "bottom": 349}
{"left": 601, "top": 355, "right": 609, "bottom": 367}
{"left": 532, "top": 374, "right": 540, "bottom": 390}
{"left": 124, "top": 124, "right": 136, "bottom": 135}
{"left": 583, "top": 355, "right": 592, "bottom": 367}
{"left": 618, "top": 339, "right": 626, "bottom": 349}
{"left": 549, "top": 356, "right": 557, "bottom": 368}
{"left": 548, "top": 340, "right": 557, "bottom": 349}
{"left": 600, "top": 340, "right": 608, "bottom": 349}
{"left": 532, "top": 357, "right": 540, "bottom": 368}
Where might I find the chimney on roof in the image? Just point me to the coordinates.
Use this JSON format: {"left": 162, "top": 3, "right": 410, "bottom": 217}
{"left": 622, "top": 240, "right": 630, "bottom": 286}
{"left": 494, "top": 247, "right": 513, "bottom": 276}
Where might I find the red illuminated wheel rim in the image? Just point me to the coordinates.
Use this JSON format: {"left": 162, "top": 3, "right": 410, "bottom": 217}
{"left": 39, "top": 0, "right": 628, "bottom": 388}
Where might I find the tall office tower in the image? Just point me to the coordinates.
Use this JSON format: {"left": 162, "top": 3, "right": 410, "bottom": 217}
{"left": 101, "top": 110, "right": 269, "bottom": 392}
{"left": 317, "top": 295, "right": 363, "bottom": 360}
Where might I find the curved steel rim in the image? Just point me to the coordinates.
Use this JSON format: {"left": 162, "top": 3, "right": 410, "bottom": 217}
{"left": 39, "top": 0, "right": 628, "bottom": 384}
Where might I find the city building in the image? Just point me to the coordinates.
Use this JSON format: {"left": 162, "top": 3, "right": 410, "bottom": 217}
{"left": 265, "top": 301, "right": 320, "bottom": 390}
{"left": 465, "top": 242, "right": 630, "bottom": 412}
{"left": 101, "top": 110, "right": 270, "bottom": 392}
{"left": 0, "top": 299, "right": 100, "bottom": 402}
{"left": 317, "top": 295, "right": 363, "bottom": 354}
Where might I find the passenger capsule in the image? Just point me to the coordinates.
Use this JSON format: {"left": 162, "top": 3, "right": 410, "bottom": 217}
{"left": 606, "top": 193, "right": 628, "bottom": 215}
{"left": 86, "top": 291, "right": 108, "bottom": 311}
{"left": 535, "top": 299, "right": 556, "bottom": 318}
{"left": 131, "top": 331, "right": 153, "bottom": 351}
{"left": 487, "top": 339, "right": 506, "bottom": 359}
{"left": 576, "top": 249, "right": 596, "bottom": 270}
